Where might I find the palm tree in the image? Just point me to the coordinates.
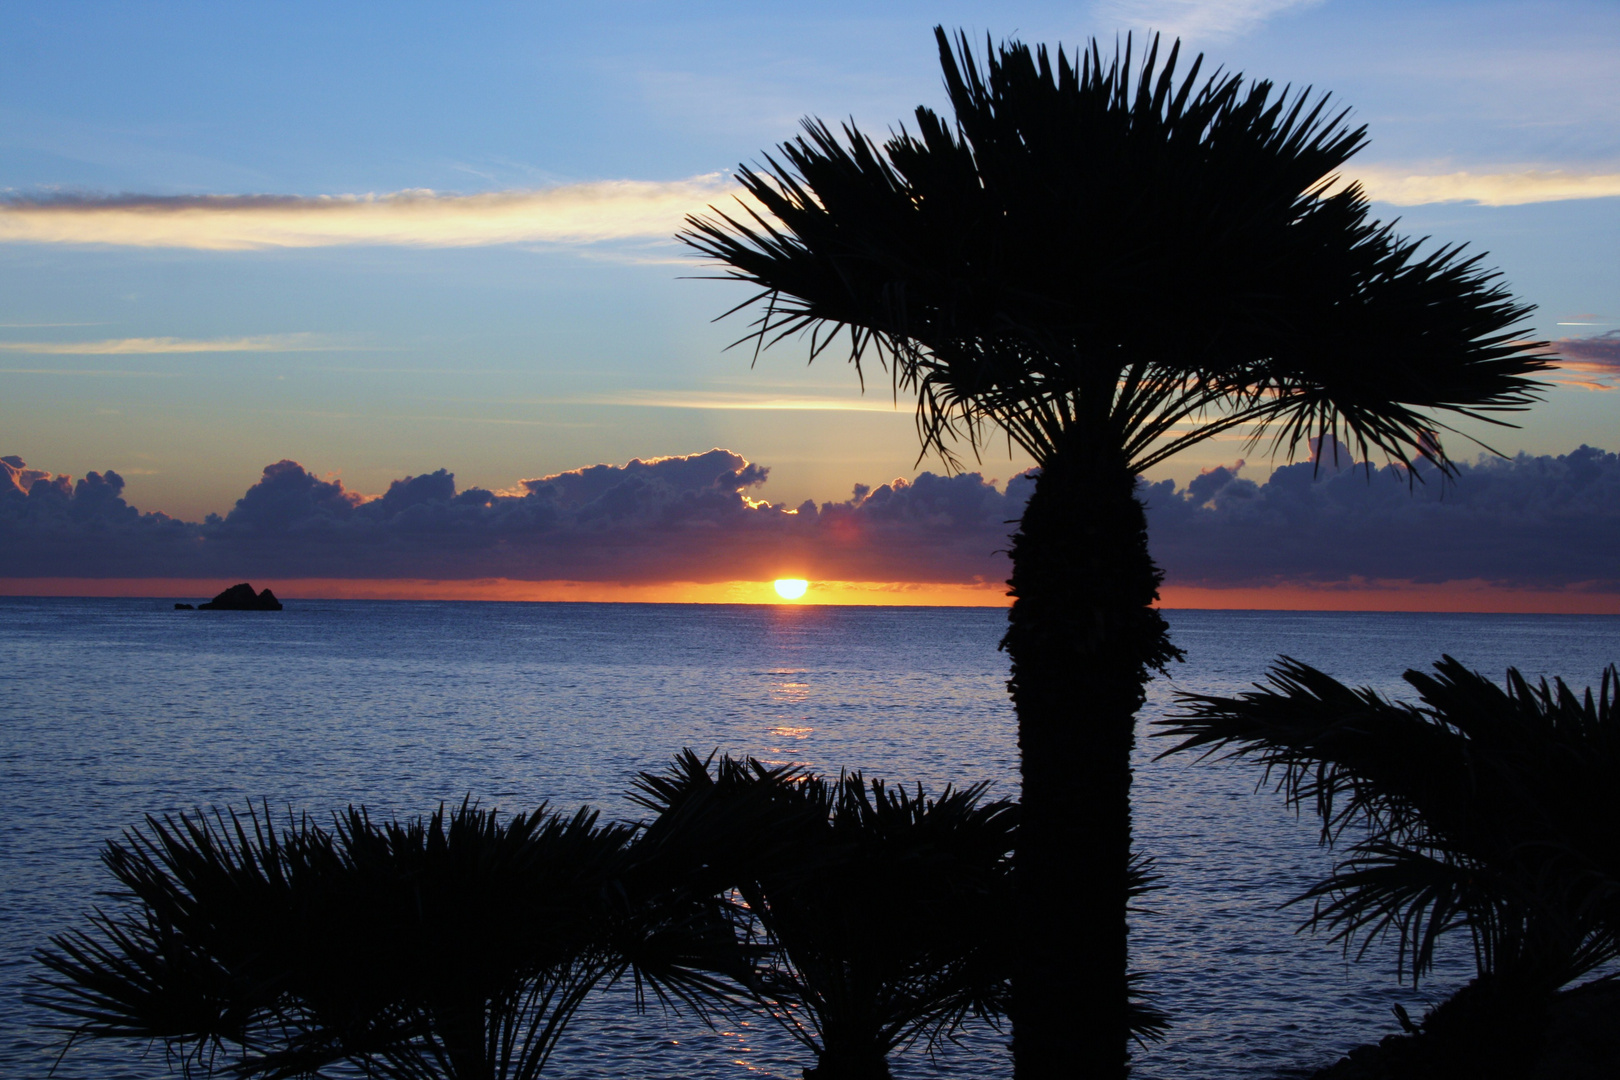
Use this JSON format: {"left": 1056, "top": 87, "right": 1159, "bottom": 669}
{"left": 1159, "top": 658, "right": 1620, "bottom": 1077}
{"left": 32, "top": 799, "right": 734, "bottom": 1079}
{"left": 632, "top": 751, "right": 1037, "bottom": 1079}
{"left": 679, "top": 28, "right": 1550, "bottom": 1077}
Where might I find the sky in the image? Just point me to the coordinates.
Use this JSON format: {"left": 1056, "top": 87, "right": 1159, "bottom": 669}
{"left": 2, "top": 0, "right": 1618, "bottom": 608}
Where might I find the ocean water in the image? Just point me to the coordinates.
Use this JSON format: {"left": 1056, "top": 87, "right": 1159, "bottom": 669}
{"left": 2, "top": 598, "right": 1618, "bottom": 1079}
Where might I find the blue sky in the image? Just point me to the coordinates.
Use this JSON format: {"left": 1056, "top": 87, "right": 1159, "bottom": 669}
{"left": 3, "top": 0, "right": 1617, "bottom": 524}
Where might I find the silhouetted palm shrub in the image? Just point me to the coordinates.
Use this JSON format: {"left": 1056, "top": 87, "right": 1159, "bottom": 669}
{"left": 1158, "top": 658, "right": 1620, "bottom": 1075}
{"left": 633, "top": 751, "right": 1017, "bottom": 1079}
{"left": 32, "top": 799, "right": 735, "bottom": 1079}
{"left": 632, "top": 750, "right": 1163, "bottom": 1079}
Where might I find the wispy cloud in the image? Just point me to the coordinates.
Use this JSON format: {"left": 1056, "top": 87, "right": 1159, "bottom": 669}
{"left": 1546, "top": 332, "right": 1620, "bottom": 390}
{"left": 1351, "top": 166, "right": 1620, "bottom": 207}
{"left": 0, "top": 334, "right": 343, "bottom": 355}
{"left": 0, "top": 368, "right": 180, "bottom": 377}
{"left": 579, "top": 390, "right": 902, "bottom": 413}
{"left": 15, "top": 166, "right": 1607, "bottom": 259}
{"left": 0, "top": 177, "right": 746, "bottom": 251}
{"left": 1092, "top": 0, "right": 1322, "bottom": 40}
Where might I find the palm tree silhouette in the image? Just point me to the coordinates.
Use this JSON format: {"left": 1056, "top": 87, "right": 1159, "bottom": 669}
{"left": 1160, "top": 658, "right": 1620, "bottom": 1012}
{"left": 633, "top": 750, "right": 1039, "bottom": 1079}
{"left": 32, "top": 800, "right": 735, "bottom": 1079}
{"left": 680, "top": 28, "right": 1550, "bottom": 1077}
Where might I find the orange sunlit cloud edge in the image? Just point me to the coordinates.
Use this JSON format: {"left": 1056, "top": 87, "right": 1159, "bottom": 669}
{"left": 4, "top": 578, "right": 1619, "bottom": 614}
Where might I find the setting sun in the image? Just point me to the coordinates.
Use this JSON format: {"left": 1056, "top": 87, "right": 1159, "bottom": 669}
{"left": 773, "top": 579, "right": 809, "bottom": 600}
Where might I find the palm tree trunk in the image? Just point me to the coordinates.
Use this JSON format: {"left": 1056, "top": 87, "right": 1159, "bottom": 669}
{"left": 807, "top": 1018, "right": 893, "bottom": 1080}
{"left": 1004, "top": 437, "right": 1177, "bottom": 1079}
{"left": 437, "top": 999, "right": 492, "bottom": 1080}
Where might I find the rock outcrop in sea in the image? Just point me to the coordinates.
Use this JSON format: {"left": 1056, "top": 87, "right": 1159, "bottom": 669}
{"left": 196, "top": 583, "right": 283, "bottom": 611}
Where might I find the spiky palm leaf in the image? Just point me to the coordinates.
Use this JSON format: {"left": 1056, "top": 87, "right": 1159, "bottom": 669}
{"left": 32, "top": 799, "right": 738, "bottom": 1080}
{"left": 1158, "top": 657, "right": 1620, "bottom": 990}
{"left": 29, "top": 807, "right": 321, "bottom": 1077}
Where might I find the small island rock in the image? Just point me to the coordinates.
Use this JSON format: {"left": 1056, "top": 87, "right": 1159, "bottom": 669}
{"left": 197, "top": 583, "right": 283, "bottom": 611}
{"left": 174, "top": 603, "right": 195, "bottom": 610}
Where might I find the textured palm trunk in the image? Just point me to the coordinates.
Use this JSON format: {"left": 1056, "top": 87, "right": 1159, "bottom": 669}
{"left": 806, "top": 1020, "right": 893, "bottom": 1080}
{"left": 1004, "top": 436, "right": 1176, "bottom": 1080}
{"left": 435, "top": 998, "right": 494, "bottom": 1080}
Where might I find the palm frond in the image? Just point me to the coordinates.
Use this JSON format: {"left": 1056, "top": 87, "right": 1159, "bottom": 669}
{"left": 31, "top": 798, "right": 737, "bottom": 1080}
{"left": 631, "top": 751, "right": 1026, "bottom": 1071}
{"left": 1157, "top": 658, "right": 1620, "bottom": 989}
{"left": 680, "top": 28, "right": 1549, "bottom": 475}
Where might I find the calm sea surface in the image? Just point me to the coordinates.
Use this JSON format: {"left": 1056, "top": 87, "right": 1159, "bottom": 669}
{"left": 3, "top": 598, "right": 1619, "bottom": 1079}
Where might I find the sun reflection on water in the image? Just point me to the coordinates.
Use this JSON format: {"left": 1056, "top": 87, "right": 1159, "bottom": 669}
{"left": 768, "top": 725, "right": 814, "bottom": 740}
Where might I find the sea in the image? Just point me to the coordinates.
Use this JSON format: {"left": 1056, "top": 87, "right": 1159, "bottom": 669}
{"left": 3, "top": 597, "right": 1618, "bottom": 1080}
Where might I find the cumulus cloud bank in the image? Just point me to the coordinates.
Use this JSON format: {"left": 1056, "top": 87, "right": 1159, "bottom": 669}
{"left": 0, "top": 177, "right": 745, "bottom": 250}
{"left": 5, "top": 445, "right": 1618, "bottom": 594}
{"left": 1144, "top": 442, "right": 1620, "bottom": 591}
{"left": 0, "top": 450, "right": 1027, "bottom": 584}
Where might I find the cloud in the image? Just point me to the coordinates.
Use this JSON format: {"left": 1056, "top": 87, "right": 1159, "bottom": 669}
{"left": 572, "top": 390, "right": 901, "bottom": 412}
{"left": 1, "top": 450, "right": 1028, "bottom": 585}
{"left": 9, "top": 444, "right": 1619, "bottom": 595}
{"left": 0, "top": 368, "right": 180, "bottom": 377}
{"left": 0, "top": 177, "right": 746, "bottom": 251}
{"left": 1143, "top": 442, "right": 1620, "bottom": 591}
{"left": 0, "top": 334, "right": 340, "bottom": 355}
{"left": 1092, "top": 0, "right": 1322, "bottom": 40}
{"left": 1350, "top": 166, "right": 1620, "bottom": 207}
{"left": 1545, "top": 331, "right": 1620, "bottom": 390}
{"left": 1, "top": 457, "right": 200, "bottom": 577}
{"left": 8, "top": 167, "right": 1608, "bottom": 259}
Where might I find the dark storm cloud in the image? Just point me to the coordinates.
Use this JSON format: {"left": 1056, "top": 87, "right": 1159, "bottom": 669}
{"left": 7, "top": 445, "right": 1618, "bottom": 591}
{"left": 1, "top": 457, "right": 201, "bottom": 577}
{"left": 1143, "top": 443, "right": 1620, "bottom": 590}
{"left": 1, "top": 451, "right": 1028, "bottom": 584}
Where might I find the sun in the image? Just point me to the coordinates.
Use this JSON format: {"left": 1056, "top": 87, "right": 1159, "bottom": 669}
{"left": 773, "top": 579, "right": 809, "bottom": 600}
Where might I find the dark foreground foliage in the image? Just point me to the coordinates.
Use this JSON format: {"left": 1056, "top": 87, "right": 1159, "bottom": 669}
{"left": 633, "top": 750, "right": 1042, "bottom": 1080}
{"left": 31, "top": 800, "right": 734, "bottom": 1080}
{"left": 1308, "top": 976, "right": 1620, "bottom": 1080}
{"left": 1160, "top": 658, "right": 1620, "bottom": 1078}
{"left": 34, "top": 753, "right": 1052, "bottom": 1080}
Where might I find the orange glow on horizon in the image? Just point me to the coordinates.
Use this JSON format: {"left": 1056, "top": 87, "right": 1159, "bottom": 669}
{"left": 0, "top": 577, "right": 1006, "bottom": 607}
{"left": 3, "top": 578, "right": 1617, "bottom": 614}
{"left": 1155, "top": 583, "right": 1620, "bottom": 615}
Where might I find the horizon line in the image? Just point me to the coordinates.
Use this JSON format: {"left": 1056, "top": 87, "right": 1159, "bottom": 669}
{"left": 3, "top": 578, "right": 1618, "bottom": 615}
